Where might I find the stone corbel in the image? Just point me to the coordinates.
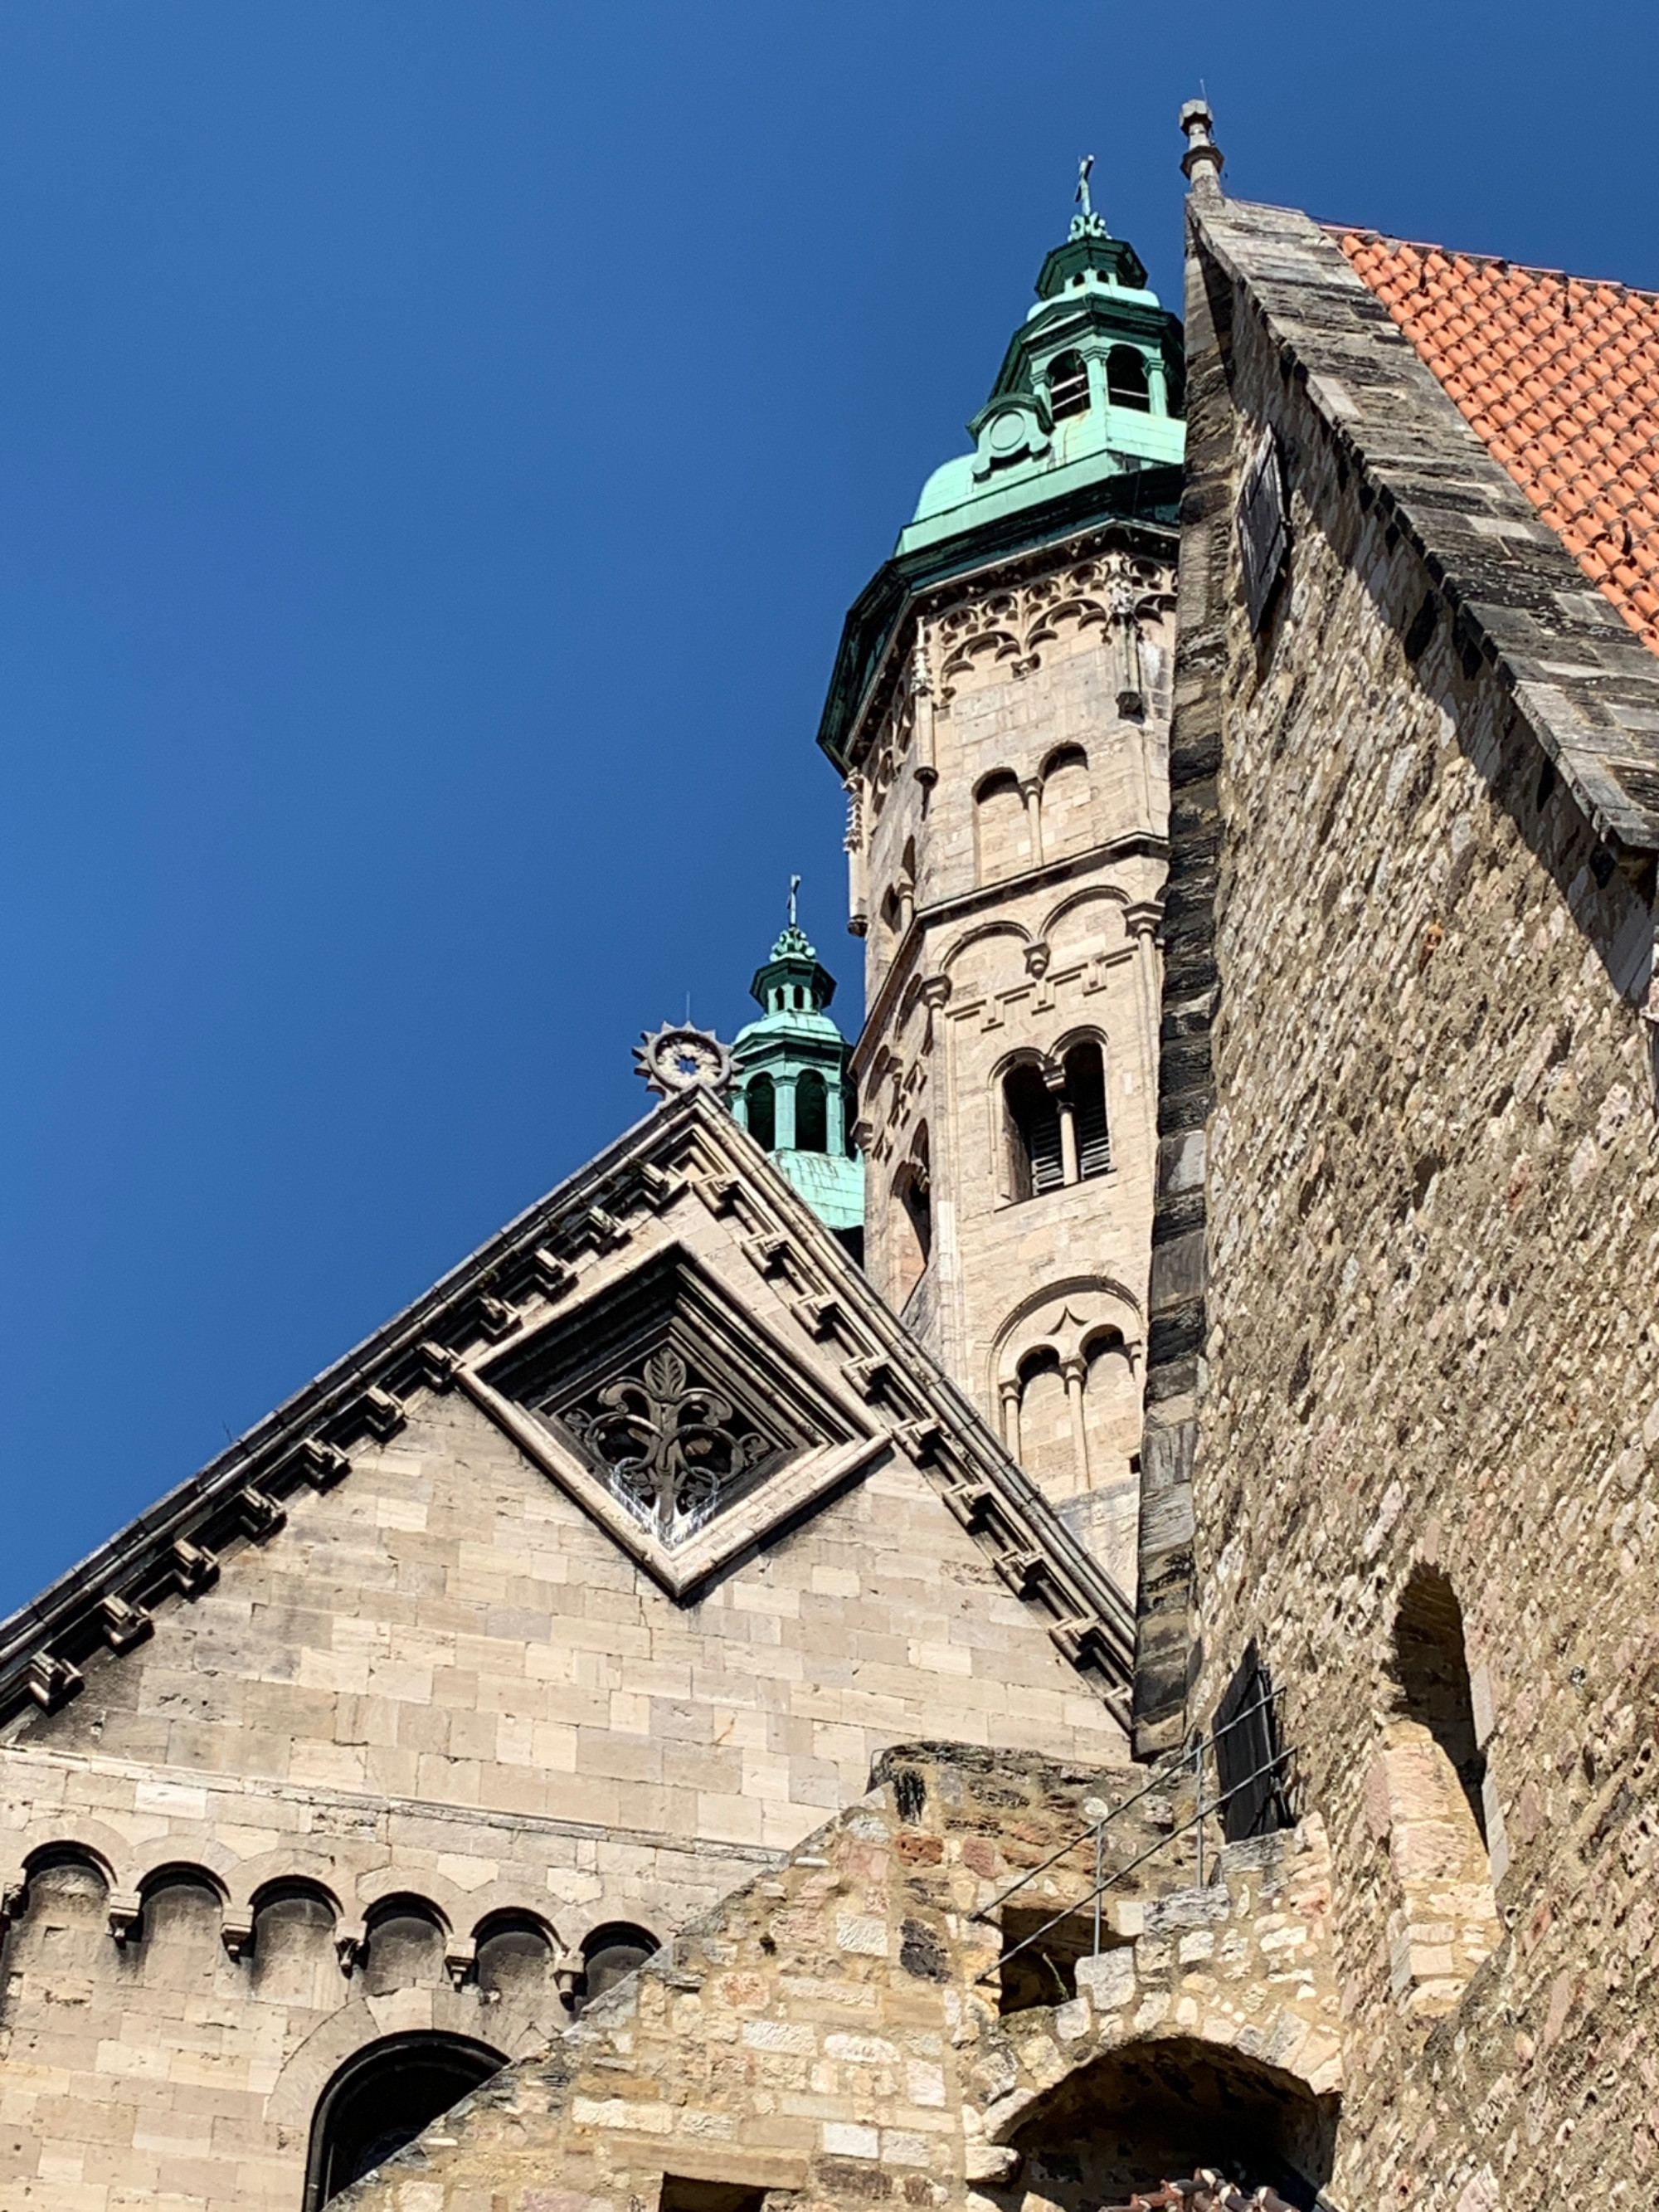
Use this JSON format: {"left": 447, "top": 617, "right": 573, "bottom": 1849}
{"left": 26, "top": 1652, "right": 82, "bottom": 1712}
{"left": 891, "top": 1418, "right": 943, "bottom": 1465}
{"left": 690, "top": 1171, "right": 740, "bottom": 1217}
{"left": 359, "top": 1385, "right": 406, "bottom": 1441}
{"left": 528, "top": 1247, "right": 577, "bottom": 1299}
{"left": 635, "top": 1160, "right": 688, "bottom": 1213}
{"left": 97, "top": 1593, "right": 153, "bottom": 1653}
{"left": 994, "top": 1547, "right": 1046, "bottom": 1596}
{"left": 107, "top": 1891, "right": 143, "bottom": 1946}
{"left": 294, "top": 1437, "right": 350, "bottom": 1489}
{"left": 842, "top": 1353, "right": 893, "bottom": 1403}
{"left": 236, "top": 1488, "right": 286, "bottom": 1542}
{"left": 416, "top": 1340, "right": 463, "bottom": 1392}
{"left": 577, "top": 1205, "right": 629, "bottom": 1253}
{"left": 791, "top": 1294, "right": 843, "bottom": 1342}
{"left": 444, "top": 1936, "right": 477, "bottom": 1990}
{"left": 474, "top": 1294, "right": 520, "bottom": 1341}
{"left": 741, "top": 1232, "right": 791, "bottom": 1280}
{"left": 221, "top": 1910, "right": 255, "bottom": 1961}
{"left": 943, "top": 1479, "right": 994, "bottom": 1532}
{"left": 170, "top": 1538, "right": 219, "bottom": 1596}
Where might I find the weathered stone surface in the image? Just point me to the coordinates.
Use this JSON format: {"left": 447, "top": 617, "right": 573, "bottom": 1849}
{"left": 1151, "top": 186, "right": 1659, "bottom": 2209}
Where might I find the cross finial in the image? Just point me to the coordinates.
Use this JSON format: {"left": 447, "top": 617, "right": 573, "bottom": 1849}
{"left": 1075, "top": 153, "right": 1094, "bottom": 220}
{"left": 787, "top": 874, "right": 800, "bottom": 928}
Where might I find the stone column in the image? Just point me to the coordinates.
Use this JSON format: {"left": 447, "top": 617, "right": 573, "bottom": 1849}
{"left": 1019, "top": 776, "right": 1044, "bottom": 868}
{"left": 999, "top": 1378, "right": 1023, "bottom": 1462}
{"left": 1063, "top": 1356, "right": 1092, "bottom": 1491}
{"left": 1047, "top": 1066, "right": 1079, "bottom": 1186}
{"left": 1125, "top": 903, "right": 1164, "bottom": 1108}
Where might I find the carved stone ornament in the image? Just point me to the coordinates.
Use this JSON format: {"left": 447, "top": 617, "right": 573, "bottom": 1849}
{"left": 633, "top": 1022, "right": 734, "bottom": 1099}
{"left": 469, "top": 1246, "right": 888, "bottom": 1597}
{"left": 562, "top": 1344, "right": 778, "bottom": 1546}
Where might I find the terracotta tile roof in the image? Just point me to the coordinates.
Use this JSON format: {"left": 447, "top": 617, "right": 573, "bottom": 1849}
{"left": 1336, "top": 229, "right": 1659, "bottom": 660}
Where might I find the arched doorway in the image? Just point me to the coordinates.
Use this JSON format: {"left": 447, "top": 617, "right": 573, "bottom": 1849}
{"left": 1005, "top": 2035, "right": 1337, "bottom": 2209}
{"left": 304, "top": 2031, "right": 504, "bottom": 2209}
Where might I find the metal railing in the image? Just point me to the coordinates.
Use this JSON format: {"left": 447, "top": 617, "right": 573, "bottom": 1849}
{"left": 974, "top": 1683, "right": 1292, "bottom": 1986}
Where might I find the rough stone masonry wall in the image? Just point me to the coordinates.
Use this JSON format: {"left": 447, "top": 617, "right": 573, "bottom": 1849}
{"left": 1165, "top": 200, "right": 1659, "bottom": 2208}
{"left": 337, "top": 1742, "right": 1341, "bottom": 2212}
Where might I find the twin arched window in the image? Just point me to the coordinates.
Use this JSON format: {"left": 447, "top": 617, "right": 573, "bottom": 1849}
{"left": 1003, "top": 1040, "right": 1111, "bottom": 1202}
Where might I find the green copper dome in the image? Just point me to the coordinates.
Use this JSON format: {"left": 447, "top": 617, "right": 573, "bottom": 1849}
{"left": 816, "top": 173, "right": 1185, "bottom": 772}
{"left": 731, "top": 904, "right": 864, "bottom": 1251}
{"left": 900, "top": 189, "right": 1185, "bottom": 559}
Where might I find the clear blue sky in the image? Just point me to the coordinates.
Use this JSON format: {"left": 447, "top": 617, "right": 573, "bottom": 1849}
{"left": 2, "top": 1, "right": 1652, "bottom": 1614}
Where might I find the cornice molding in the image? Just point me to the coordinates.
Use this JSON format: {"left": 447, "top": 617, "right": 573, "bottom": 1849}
{"left": 0, "top": 1094, "right": 1137, "bottom": 1732}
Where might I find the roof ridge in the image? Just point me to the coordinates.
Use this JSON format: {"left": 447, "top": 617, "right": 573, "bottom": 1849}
{"left": 1323, "top": 222, "right": 1659, "bottom": 305}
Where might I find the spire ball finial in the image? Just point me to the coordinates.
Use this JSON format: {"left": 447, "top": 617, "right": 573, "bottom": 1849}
{"left": 1179, "top": 98, "right": 1224, "bottom": 200}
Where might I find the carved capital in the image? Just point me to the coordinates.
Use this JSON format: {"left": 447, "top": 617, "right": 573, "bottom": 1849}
{"left": 334, "top": 1921, "right": 367, "bottom": 1975}
{"left": 1024, "top": 941, "right": 1051, "bottom": 981}
{"left": 919, "top": 976, "right": 951, "bottom": 1011}
{"left": 444, "top": 1937, "right": 478, "bottom": 1990}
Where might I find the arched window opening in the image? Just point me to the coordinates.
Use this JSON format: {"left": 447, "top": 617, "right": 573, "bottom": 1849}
{"left": 795, "top": 1069, "right": 828, "bottom": 1154}
{"left": 474, "top": 1912, "right": 556, "bottom": 2003}
{"left": 1394, "top": 1569, "right": 1486, "bottom": 1844}
{"left": 975, "top": 769, "right": 1029, "bottom": 884}
{"left": 1064, "top": 1040, "right": 1112, "bottom": 1179}
{"left": 1005, "top": 1064, "right": 1063, "bottom": 1200}
{"left": 1107, "top": 346, "right": 1151, "bottom": 412}
{"left": 304, "top": 2032, "right": 504, "bottom": 2209}
{"left": 579, "top": 1921, "right": 660, "bottom": 2013}
{"left": 1041, "top": 745, "right": 1093, "bottom": 860}
{"left": 1378, "top": 1568, "right": 1501, "bottom": 2020}
{"left": 362, "top": 1899, "right": 445, "bottom": 1998}
{"left": 1047, "top": 348, "right": 1090, "bottom": 421}
{"left": 744, "top": 1074, "right": 776, "bottom": 1152}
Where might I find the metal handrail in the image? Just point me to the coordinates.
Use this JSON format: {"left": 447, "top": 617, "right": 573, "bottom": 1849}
{"left": 973, "top": 1683, "right": 1287, "bottom": 1922}
{"left": 975, "top": 1731, "right": 1294, "bottom": 1987}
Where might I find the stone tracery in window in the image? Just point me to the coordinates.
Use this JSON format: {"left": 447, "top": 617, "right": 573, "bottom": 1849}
{"left": 561, "top": 1347, "right": 778, "bottom": 1544}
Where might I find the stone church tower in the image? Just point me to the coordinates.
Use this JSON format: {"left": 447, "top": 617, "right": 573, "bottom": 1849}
{"left": 819, "top": 182, "right": 1183, "bottom": 1589}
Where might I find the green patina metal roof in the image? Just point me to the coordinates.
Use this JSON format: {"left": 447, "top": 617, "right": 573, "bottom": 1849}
{"left": 730, "top": 914, "right": 864, "bottom": 1237}
{"left": 817, "top": 190, "right": 1185, "bottom": 771}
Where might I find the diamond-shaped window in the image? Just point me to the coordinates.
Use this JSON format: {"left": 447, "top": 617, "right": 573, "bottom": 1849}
{"left": 480, "top": 1249, "right": 846, "bottom": 1551}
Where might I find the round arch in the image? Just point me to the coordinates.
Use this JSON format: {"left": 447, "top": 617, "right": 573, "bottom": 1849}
{"left": 303, "top": 2030, "right": 505, "bottom": 2210}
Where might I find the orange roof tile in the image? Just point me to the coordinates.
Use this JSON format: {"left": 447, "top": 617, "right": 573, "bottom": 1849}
{"left": 1336, "top": 230, "right": 1659, "bottom": 660}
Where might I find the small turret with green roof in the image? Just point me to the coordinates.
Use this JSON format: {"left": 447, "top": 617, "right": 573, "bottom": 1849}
{"left": 731, "top": 884, "right": 864, "bottom": 1258}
